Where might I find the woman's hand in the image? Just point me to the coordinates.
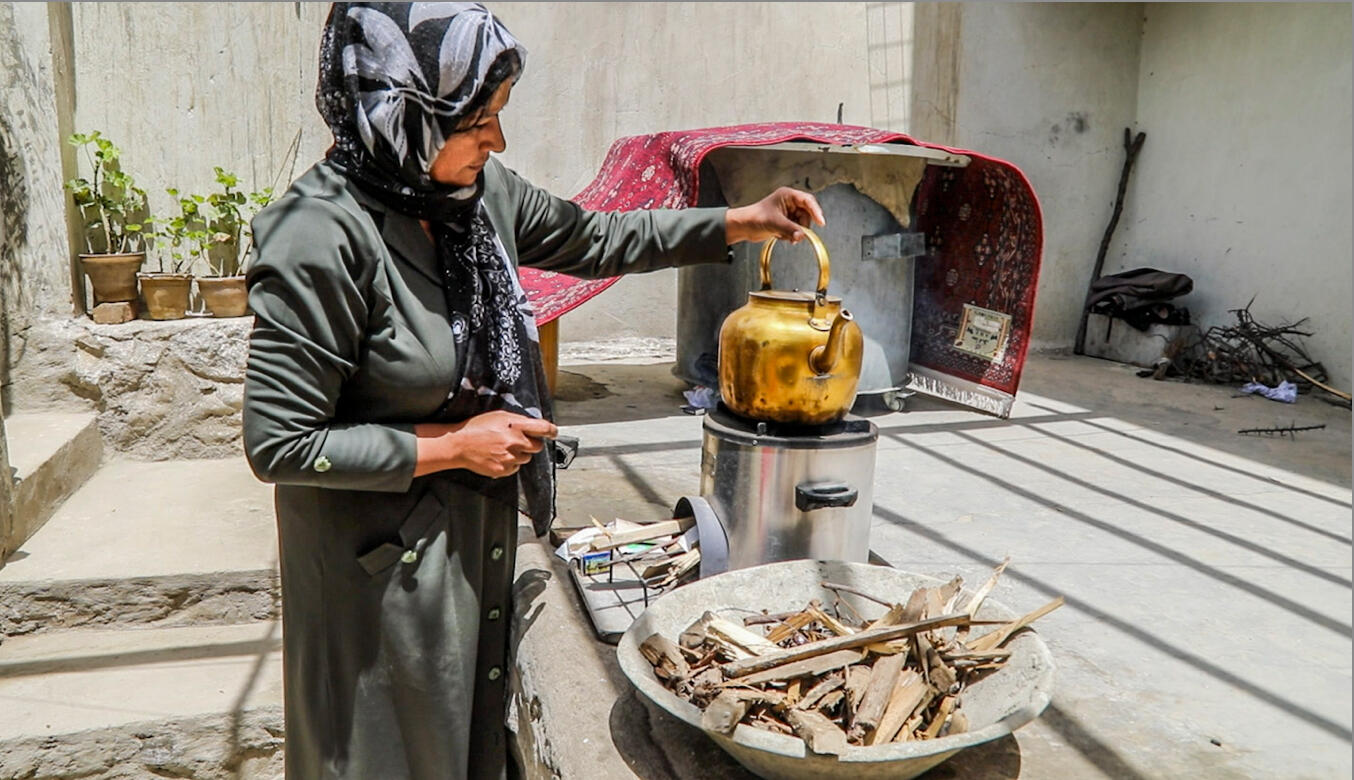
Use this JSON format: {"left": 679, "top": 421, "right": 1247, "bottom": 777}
{"left": 414, "top": 411, "right": 558, "bottom": 478}
{"left": 725, "top": 186, "right": 826, "bottom": 245}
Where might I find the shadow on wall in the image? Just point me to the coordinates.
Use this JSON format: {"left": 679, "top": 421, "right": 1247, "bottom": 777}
{"left": 0, "top": 108, "right": 26, "bottom": 415}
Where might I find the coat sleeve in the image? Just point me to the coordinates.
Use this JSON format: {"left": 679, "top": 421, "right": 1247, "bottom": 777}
{"left": 242, "top": 197, "right": 418, "bottom": 493}
{"left": 498, "top": 163, "right": 732, "bottom": 278}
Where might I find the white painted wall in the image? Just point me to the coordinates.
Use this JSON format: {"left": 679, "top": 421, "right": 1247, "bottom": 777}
{"left": 1110, "top": 3, "right": 1352, "bottom": 389}
{"left": 944, "top": 2, "right": 1147, "bottom": 352}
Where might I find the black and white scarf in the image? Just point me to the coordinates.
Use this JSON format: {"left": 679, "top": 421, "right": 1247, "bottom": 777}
{"left": 317, "top": 2, "right": 556, "bottom": 534}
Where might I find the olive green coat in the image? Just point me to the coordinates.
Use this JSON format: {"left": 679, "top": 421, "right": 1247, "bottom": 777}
{"left": 242, "top": 158, "right": 728, "bottom": 779}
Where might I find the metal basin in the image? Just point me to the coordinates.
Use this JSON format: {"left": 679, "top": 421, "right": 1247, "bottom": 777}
{"left": 616, "top": 560, "right": 1055, "bottom": 780}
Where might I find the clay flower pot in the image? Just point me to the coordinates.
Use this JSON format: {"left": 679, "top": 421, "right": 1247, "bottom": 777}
{"left": 80, "top": 252, "right": 144, "bottom": 304}
{"left": 137, "top": 272, "right": 193, "bottom": 320}
{"left": 197, "top": 275, "right": 249, "bottom": 318}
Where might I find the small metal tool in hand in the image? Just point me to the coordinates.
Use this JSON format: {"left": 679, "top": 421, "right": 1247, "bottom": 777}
{"left": 551, "top": 435, "right": 579, "bottom": 469}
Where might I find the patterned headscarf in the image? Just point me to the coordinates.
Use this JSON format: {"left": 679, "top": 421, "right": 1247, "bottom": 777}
{"left": 318, "top": 2, "right": 557, "bottom": 534}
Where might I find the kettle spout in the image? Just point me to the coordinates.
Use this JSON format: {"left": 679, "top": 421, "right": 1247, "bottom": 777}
{"left": 809, "top": 310, "right": 855, "bottom": 375}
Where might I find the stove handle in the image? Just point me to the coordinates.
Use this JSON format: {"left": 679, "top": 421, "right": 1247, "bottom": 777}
{"left": 795, "top": 482, "right": 858, "bottom": 512}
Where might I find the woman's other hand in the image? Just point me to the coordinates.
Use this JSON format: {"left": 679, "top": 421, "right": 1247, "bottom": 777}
{"left": 415, "top": 411, "right": 558, "bottom": 478}
{"left": 725, "top": 186, "right": 826, "bottom": 245}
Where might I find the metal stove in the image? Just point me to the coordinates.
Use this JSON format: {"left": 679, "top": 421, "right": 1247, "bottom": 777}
{"left": 688, "top": 404, "right": 878, "bottom": 572}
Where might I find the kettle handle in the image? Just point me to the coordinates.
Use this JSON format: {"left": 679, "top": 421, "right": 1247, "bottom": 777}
{"left": 759, "top": 227, "right": 830, "bottom": 297}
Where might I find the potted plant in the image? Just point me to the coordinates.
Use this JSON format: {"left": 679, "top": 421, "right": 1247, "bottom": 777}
{"left": 64, "top": 132, "right": 150, "bottom": 307}
{"left": 141, "top": 189, "right": 201, "bottom": 320}
{"left": 195, "top": 167, "right": 273, "bottom": 318}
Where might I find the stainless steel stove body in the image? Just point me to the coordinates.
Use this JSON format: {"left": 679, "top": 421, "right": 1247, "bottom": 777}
{"left": 698, "top": 405, "right": 878, "bottom": 571}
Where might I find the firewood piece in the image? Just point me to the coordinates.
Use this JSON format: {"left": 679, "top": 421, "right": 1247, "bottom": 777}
{"left": 942, "top": 649, "right": 1011, "bottom": 662}
{"left": 896, "top": 711, "right": 926, "bottom": 742}
{"left": 924, "top": 640, "right": 958, "bottom": 692}
{"left": 679, "top": 613, "right": 714, "bottom": 649}
{"left": 786, "top": 708, "right": 850, "bottom": 755}
{"left": 863, "top": 641, "right": 908, "bottom": 655}
{"left": 967, "top": 597, "right": 1064, "bottom": 652}
{"left": 957, "top": 557, "right": 1011, "bottom": 641}
{"left": 867, "top": 602, "right": 907, "bottom": 630}
{"left": 794, "top": 671, "right": 845, "bottom": 711}
{"left": 704, "top": 612, "right": 781, "bottom": 657}
{"left": 722, "top": 687, "right": 786, "bottom": 707}
{"left": 807, "top": 604, "right": 856, "bottom": 637}
{"left": 722, "top": 613, "right": 970, "bottom": 679}
{"left": 900, "top": 587, "right": 930, "bottom": 621}
{"left": 820, "top": 581, "right": 893, "bottom": 608}
{"left": 765, "top": 609, "right": 817, "bottom": 644}
{"left": 867, "top": 669, "right": 928, "bottom": 745}
{"left": 590, "top": 517, "right": 695, "bottom": 551}
{"left": 907, "top": 689, "right": 940, "bottom": 741}
{"left": 936, "top": 576, "right": 965, "bottom": 614}
{"left": 843, "top": 664, "right": 872, "bottom": 720}
{"left": 785, "top": 678, "right": 803, "bottom": 708}
{"left": 722, "top": 648, "right": 864, "bottom": 688}
{"left": 946, "top": 710, "right": 969, "bottom": 736}
{"left": 639, "top": 633, "right": 689, "bottom": 682}
{"left": 743, "top": 610, "right": 801, "bottom": 626}
{"left": 658, "top": 548, "right": 702, "bottom": 588}
{"left": 848, "top": 652, "right": 907, "bottom": 739}
{"left": 816, "top": 689, "right": 845, "bottom": 715}
{"left": 701, "top": 691, "right": 750, "bottom": 735}
{"left": 922, "top": 695, "right": 958, "bottom": 740}
{"left": 640, "top": 554, "right": 682, "bottom": 580}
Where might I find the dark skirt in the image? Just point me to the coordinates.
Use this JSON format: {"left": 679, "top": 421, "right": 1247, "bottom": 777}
{"left": 275, "top": 476, "right": 518, "bottom": 779}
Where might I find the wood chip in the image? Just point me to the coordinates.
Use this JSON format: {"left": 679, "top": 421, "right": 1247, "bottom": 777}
{"left": 794, "top": 671, "right": 845, "bottom": 711}
{"left": 786, "top": 708, "right": 849, "bottom": 755}
{"left": 703, "top": 612, "right": 781, "bottom": 659}
{"left": 967, "top": 596, "right": 1064, "bottom": 652}
{"left": 921, "top": 695, "right": 958, "bottom": 740}
{"left": 639, "top": 633, "right": 688, "bottom": 682}
{"left": 701, "top": 691, "right": 749, "bottom": 735}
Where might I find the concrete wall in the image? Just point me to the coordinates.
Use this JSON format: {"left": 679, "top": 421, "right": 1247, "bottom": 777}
{"left": 938, "top": 3, "right": 1147, "bottom": 352}
{"left": 68, "top": 2, "right": 334, "bottom": 273}
{"left": 1109, "top": 3, "right": 1352, "bottom": 389}
{"left": 488, "top": 2, "right": 877, "bottom": 343}
{"left": 0, "top": 3, "right": 82, "bottom": 393}
{"left": 57, "top": 2, "right": 881, "bottom": 345}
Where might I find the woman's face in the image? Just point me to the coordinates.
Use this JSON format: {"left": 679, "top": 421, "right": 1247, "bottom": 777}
{"left": 429, "top": 80, "right": 512, "bottom": 187}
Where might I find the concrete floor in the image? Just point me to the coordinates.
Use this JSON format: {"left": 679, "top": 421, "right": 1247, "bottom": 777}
{"left": 544, "top": 352, "right": 1352, "bottom": 779}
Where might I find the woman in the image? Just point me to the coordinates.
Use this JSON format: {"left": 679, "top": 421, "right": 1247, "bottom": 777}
{"left": 243, "top": 3, "right": 824, "bottom": 778}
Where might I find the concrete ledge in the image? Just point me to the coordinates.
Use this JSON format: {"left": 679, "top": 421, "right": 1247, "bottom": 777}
{"left": 12, "top": 315, "right": 250, "bottom": 460}
{"left": 0, "top": 457, "right": 278, "bottom": 635}
{"left": 0, "top": 621, "right": 282, "bottom": 780}
{"left": 3, "top": 411, "right": 102, "bottom": 558}
{"left": 0, "top": 707, "right": 284, "bottom": 780}
{"left": 0, "top": 570, "right": 279, "bottom": 636}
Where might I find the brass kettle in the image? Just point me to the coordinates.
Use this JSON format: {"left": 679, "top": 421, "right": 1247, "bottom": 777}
{"left": 718, "top": 228, "right": 864, "bottom": 425}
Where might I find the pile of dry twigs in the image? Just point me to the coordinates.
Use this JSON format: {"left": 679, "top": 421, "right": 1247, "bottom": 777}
{"left": 1166, "top": 300, "right": 1350, "bottom": 407}
{"left": 640, "top": 559, "right": 1061, "bottom": 754}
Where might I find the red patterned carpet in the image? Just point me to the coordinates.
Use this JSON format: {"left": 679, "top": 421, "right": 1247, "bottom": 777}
{"left": 520, "top": 122, "right": 1042, "bottom": 409}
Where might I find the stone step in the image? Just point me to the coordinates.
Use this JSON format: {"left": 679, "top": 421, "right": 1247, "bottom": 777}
{"left": 0, "top": 622, "right": 283, "bottom": 779}
{"left": 0, "top": 457, "right": 278, "bottom": 636}
{"left": 2, "top": 411, "right": 102, "bottom": 559}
